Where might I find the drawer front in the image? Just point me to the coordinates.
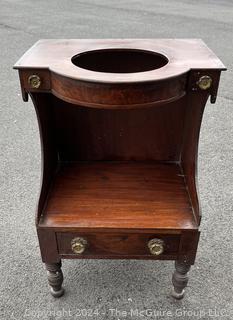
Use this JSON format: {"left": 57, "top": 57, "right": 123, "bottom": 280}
{"left": 56, "top": 232, "right": 180, "bottom": 258}
{"left": 20, "top": 69, "right": 51, "bottom": 91}
{"left": 51, "top": 73, "right": 187, "bottom": 109}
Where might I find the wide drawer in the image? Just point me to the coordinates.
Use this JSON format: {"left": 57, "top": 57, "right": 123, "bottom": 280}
{"left": 56, "top": 232, "right": 180, "bottom": 259}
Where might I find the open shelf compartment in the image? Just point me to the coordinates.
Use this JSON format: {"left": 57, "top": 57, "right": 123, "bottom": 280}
{"left": 39, "top": 161, "right": 197, "bottom": 230}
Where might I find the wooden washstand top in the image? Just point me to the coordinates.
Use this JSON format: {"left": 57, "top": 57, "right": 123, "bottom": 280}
{"left": 14, "top": 39, "right": 226, "bottom": 108}
{"left": 14, "top": 39, "right": 226, "bottom": 82}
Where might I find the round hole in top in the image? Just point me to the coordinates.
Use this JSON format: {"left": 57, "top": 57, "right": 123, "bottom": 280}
{"left": 71, "top": 49, "right": 168, "bottom": 73}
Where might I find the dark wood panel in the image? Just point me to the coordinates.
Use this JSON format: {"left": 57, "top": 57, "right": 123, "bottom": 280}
{"left": 39, "top": 162, "right": 197, "bottom": 230}
{"left": 52, "top": 95, "right": 186, "bottom": 161}
{"left": 30, "top": 92, "right": 58, "bottom": 224}
{"left": 178, "top": 231, "right": 200, "bottom": 265}
{"left": 37, "top": 229, "right": 60, "bottom": 263}
{"left": 181, "top": 91, "right": 209, "bottom": 225}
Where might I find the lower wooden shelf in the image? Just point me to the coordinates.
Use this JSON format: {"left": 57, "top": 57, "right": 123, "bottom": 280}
{"left": 39, "top": 161, "right": 197, "bottom": 231}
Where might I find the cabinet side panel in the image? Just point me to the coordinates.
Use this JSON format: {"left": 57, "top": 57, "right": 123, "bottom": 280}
{"left": 30, "top": 93, "right": 58, "bottom": 224}
{"left": 181, "top": 92, "right": 209, "bottom": 224}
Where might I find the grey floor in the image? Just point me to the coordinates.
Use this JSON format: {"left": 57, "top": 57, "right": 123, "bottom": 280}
{"left": 0, "top": 1, "right": 233, "bottom": 319}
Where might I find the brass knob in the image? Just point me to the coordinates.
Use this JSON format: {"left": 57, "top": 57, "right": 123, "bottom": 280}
{"left": 197, "top": 75, "right": 212, "bottom": 90}
{"left": 28, "top": 74, "right": 41, "bottom": 89}
{"left": 148, "top": 238, "right": 164, "bottom": 256}
{"left": 71, "top": 237, "right": 87, "bottom": 254}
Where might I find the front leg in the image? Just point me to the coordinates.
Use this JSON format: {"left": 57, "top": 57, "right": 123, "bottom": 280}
{"left": 45, "top": 261, "right": 64, "bottom": 297}
{"left": 171, "top": 260, "right": 191, "bottom": 299}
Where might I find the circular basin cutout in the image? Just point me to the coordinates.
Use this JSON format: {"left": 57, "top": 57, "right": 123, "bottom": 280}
{"left": 71, "top": 49, "right": 168, "bottom": 73}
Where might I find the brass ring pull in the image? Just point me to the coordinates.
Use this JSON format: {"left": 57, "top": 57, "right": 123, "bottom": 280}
{"left": 197, "top": 75, "right": 212, "bottom": 90}
{"left": 148, "top": 238, "right": 164, "bottom": 256}
{"left": 71, "top": 237, "right": 87, "bottom": 254}
{"left": 28, "top": 74, "right": 41, "bottom": 89}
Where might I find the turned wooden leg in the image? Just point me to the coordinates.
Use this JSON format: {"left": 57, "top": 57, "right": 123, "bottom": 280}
{"left": 45, "top": 262, "right": 64, "bottom": 298}
{"left": 171, "top": 260, "right": 191, "bottom": 299}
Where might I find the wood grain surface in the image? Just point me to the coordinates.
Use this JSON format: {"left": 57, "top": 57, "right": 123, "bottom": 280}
{"left": 39, "top": 162, "right": 197, "bottom": 230}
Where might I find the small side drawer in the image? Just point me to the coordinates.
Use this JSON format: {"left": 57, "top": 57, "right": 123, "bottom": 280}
{"left": 56, "top": 232, "right": 180, "bottom": 258}
{"left": 19, "top": 69, "right": 51, "bottom": 91}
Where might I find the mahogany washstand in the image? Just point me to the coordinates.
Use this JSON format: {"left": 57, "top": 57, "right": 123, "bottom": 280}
{"left": 14, "top": 39, "right": 225, "bottom": 299}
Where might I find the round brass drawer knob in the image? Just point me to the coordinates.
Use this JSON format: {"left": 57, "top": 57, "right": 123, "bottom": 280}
{"left": 148, "top": 238, "right": 164, "bottom": 256}
{"left": 71, "top": 237, "right": 87, "bottom": 254}
{"left": 28, "top": 74, "right": 41, "bottom": 89}
{"left": 197, "top": 75, "right": 212, "bottom": 90}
